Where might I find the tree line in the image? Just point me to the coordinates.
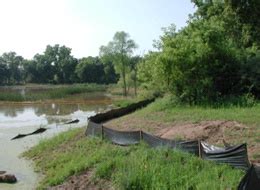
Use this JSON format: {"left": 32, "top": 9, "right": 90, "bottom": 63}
{"left": 0, "top": 45, "right": 119, "bottom": 85}
{"left": 1, "top": 0, "right": 259, "bottom": 103}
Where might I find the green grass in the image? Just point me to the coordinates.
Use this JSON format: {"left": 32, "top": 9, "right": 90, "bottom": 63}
{"left": 24, "top": 128, "right": 244, "bottom": 190}
{"left": 0, "top": 84, "right": 107, "bottom": 102}
{"left": 135, "top": 96, "right": 260, "bottom": 126}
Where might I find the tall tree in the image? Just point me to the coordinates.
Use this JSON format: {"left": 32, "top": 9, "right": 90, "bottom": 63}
{"left": 100, "top": 31, "right": 137, "bottom": 96}
{"left": 44, "top": 45, "right": 78, "bottom": 83}
{"left": 1, "top": 52, "right": 24, "bottom": 84}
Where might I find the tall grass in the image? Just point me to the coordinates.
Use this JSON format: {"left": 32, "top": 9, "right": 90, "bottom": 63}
{"left": 24, "top": 128, "right": 244, "bottom": 189}
{"left": 0, "top": 84, "right": 107, "bottom": 102}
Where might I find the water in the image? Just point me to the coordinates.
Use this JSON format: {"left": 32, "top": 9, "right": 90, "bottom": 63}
{"left": 0, "top": 91, "right": 112, "bottom": 190}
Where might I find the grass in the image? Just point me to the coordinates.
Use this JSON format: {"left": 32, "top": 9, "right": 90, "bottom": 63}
{"left": 0, "top": 84, "right": 107, "bottom": 102}
{"left": 24, "top": 128, "right": 244, "bottom": 190}
{"left": 134, "top": 95, "right": 260, "bottom": 126}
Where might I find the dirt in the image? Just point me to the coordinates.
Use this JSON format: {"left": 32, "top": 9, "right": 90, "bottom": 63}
{"left": 48, "top": 170, "right": 113, "bottom": 190}
{"left": 157, "top": 120, "right": 244, "bottom": 143}
{"left": 105, "top": 117, "right": 245, "bottom": 144}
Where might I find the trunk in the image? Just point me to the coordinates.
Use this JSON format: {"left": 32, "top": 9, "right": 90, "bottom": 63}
{"left": 134, "top": 70, "right": 137, "bottom": 96}
{"left": 122, "top": 69, "right": 127, "bottom": 97}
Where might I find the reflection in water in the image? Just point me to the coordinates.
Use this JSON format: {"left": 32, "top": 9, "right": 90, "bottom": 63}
{"left": 0, "top": 92, "right": 112, "bottom": 190}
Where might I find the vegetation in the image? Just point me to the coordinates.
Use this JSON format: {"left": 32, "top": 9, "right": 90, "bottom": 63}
{"left": 0, "top": 46, "right": 118, "bottom": 85}
{"left": 100, "top": 31, "right": 138, "bottom": 97}
{"left": 24, "top": 128, "right": 244, "bottom": 190}
{"left": 131, "top": 96, "right": 260, "bottom": 126}
{"left": 138, "top": 0, "right": 260, "bottom": 104}
{"left": 0, "top": 84, "right": 107, "bottom": 102}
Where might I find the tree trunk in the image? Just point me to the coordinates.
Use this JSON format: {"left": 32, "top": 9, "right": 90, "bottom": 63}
{"left": 134, "top": 70, "right": 137, "bottom": 96}
{"left": 122, "top": 69, "right": 127, "bottom": 97}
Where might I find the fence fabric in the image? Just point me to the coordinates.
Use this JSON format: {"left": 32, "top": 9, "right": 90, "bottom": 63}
{"left": 142, "top": 132, "right": 199, "bottom": 156}
{"left": 103, "top": 127, "right": 141, "bottom": 146}
{"left": 89, "top": 99, "right": 155, "bottom": 123}
{"left": 201, "top": 142, "right": 250, "bottom": 170}
{"left": 85, "top": 120, "right": 103, "bottom": 137}
{"left": 238, "top": 165, "right": 260, "bottom": 190}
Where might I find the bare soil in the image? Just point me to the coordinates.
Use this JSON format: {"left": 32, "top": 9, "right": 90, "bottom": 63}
{"left": 48, "top": 170, "right": 113, "bottom": 190}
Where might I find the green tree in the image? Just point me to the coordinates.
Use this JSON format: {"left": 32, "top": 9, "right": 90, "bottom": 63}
{"left": 0, "top": 58, "right": 9, "bottom": 84}
{"left": 44, "top": 45, "right": 78, "bottom": 83}
{"left": 100, "top": 31, "right": 137, "bottom": 96}
{"left": 1, "top": 52, "right": 24, "bottom": 84}
{"left": 75, "top": 56, "right": 104, "bottom": 83}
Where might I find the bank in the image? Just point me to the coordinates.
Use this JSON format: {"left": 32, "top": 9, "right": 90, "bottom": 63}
{"left": 22, "top": 96, "right": 260, "bottom": 189}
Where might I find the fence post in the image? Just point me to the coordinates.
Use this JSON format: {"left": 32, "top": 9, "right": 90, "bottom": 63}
{"left": 101, "top": 125, "right": 104, "bottom": 140}
{"left": 139, "top": 130, "right": 143, "bottom": 141}
{"left": 198, "top": 140, "right": 202, "bottom": 158}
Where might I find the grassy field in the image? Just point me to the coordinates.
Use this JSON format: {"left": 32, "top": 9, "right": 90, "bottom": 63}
{"left": 134, "top": 96, "right": 260, "bottom": 126}
{"left": 0, "top": 84, "right": 107, "bottom": 102}
{"left": 23, "top": 128, "right": 244, "bottom": 190}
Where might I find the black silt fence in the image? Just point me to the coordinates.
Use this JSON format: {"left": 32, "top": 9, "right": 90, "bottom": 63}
{"left": 142, "top": 132, "right": 199, "bottom": 156}
{"left": 103, "top": 127, "right": 141, "bottom": 146}
{"left": 238, "top": 165, "right": 260, "bottom": 190}
{"left": 200, "top": 142, "right": 250, "bottom": 170}
{"left": 85, "top": 121, "right": 103, "bottom": 137}
{"left": 89, "top": 99, "right": 155, "bottom": 123}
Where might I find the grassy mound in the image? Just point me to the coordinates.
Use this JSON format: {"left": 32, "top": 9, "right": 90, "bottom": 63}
{"left": 24, "top": 128, "right": 244, "bottom": 190}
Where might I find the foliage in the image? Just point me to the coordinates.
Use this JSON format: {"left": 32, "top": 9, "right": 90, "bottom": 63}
{"left": 0, "top": 52, "right": 24, "bottom": 84}
{"left": 138, "top": 1, "right": 259, "bottom": 104}
{"left": 75, "top": 56, "right": 118, "bottom": 84}
{"left": 24, "top": 128, "right": 244, "bottom": 190}
{"left": 100, "top": 31, "right": 138, "bottom": 96}
{"left": 0, "top": 45, "right": 119, "bottom": 85}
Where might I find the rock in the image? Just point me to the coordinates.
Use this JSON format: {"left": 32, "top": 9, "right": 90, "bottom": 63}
{"left": 0, "top": 174, "right": 17, "bottom": 183}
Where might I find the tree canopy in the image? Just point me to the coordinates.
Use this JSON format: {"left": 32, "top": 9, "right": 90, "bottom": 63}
{"left": 100, "top": 31, "right": 137, "bottom": 96}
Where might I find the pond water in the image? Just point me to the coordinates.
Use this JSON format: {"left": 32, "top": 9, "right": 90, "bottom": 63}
{"left": 0, "top": 91, "right": 112, "bottom": 190}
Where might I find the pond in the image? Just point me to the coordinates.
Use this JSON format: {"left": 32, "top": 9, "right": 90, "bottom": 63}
{"left": 0, "top": 90, "right": 112, "bottom": 190}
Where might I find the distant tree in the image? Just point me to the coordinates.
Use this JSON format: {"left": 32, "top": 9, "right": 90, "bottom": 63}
{"left": 100, "top": 31, "right": 137, "bottom": 96}
{"left": 76, "top": 56, "right": 105, "bottom": 83}
{"left": 0, "top": 52, "right": 24, "bottom": 84}
{"left": 44, "top": 45, "right": 78, "bottom": 83}
{"left": 0, "top": 58, "right": 9, "bottom": 84}
{"left": 103, "top": 60, "right": 119, "bottom": 84}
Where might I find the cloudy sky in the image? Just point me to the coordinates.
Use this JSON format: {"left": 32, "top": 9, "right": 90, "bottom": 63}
{"left": 0, "top": 0, "right": 195, "bottom": 59}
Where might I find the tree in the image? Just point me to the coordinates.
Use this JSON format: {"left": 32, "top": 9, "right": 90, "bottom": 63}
{"left": 1, "top": 52, "right": 24, "bottom": 84}
{"left": 0, "top": 59, "right": 9, "bottom": 84}
{"left": 43, "top": 45, "right": 78, "bottom": 83}
{"left": 129, "top": 56, "right": 141, "bottom": 96}
{"left": 76, "top": 56, "right": 105, "bottom": 83}
{"left": 100, "top": 31, "right": 137, "bottom": 96}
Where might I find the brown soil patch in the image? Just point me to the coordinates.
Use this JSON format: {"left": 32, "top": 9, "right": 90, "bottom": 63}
{"left": 48, "top": 170, "right": 113, "bottom": 190}
{"left": 157, "top": 120, "right": 245, "bottom": 144}
{"left": 105, "top": 118, "right": 246, "bottom": 145}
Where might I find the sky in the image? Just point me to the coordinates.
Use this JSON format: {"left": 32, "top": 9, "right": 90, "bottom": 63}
{"left": 0, "top": 0, "right": 196, "bottom": 59}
